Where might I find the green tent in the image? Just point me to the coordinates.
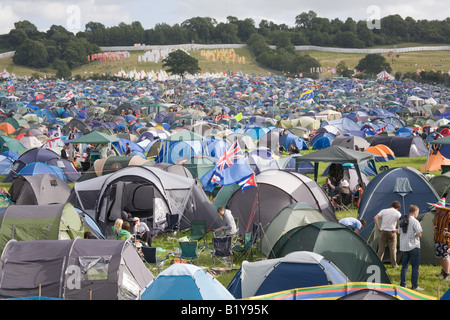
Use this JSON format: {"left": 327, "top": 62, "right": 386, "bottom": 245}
{"left": 0, "top": 136, "right": 26, "bottom": 153}
{"left": 69, "top": 131, "right": 120, "bottom": 144}
{"left": 0, "top": 203, "right": 85, "bottom": 253}
{"left": 269, "top": 221, "right": 391, "bottom": 284}
{"left": 260, "top": 202, "right": 327, "bottom": 256}
{"left": 429, "top": 172, "right": 450, "bottom": 197}
{"left": 182, "top": 155, "right": 217, "bottom": 179}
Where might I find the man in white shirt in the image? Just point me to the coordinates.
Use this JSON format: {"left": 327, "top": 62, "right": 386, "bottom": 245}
{"left": 374, "top": 200, "right": 402, "bottom": 268}
{"left": 399, "top": 205, "right": 423, "bottom": 290}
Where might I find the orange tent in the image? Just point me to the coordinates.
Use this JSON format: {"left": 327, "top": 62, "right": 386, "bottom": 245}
{"left": 373, "top": 144, "right": 395, "bottom": 159}
{"left": 421, "top": 151, "right": 450, "bottom": 172}
{"left": 0, "top": 122, "right": 16, "bottom": 135}
{"left": 365, "top": 146, "right": 389, "bottom": 160}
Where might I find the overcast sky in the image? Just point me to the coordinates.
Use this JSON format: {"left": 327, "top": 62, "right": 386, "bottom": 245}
{"left": 0, "top": 0, "right": 448, "bottom": 35}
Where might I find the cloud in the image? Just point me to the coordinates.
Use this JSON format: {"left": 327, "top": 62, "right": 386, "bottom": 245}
{"left": 0, "top": 3, "right": 20, "bottom": 34}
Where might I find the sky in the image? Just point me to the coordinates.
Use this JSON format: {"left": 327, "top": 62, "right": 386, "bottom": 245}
{"left": 0, "top": 0, "right": 449, "bottom": 35}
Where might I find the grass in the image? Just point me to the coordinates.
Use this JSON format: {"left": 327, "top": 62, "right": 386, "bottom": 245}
{"left": 1, "top": 43, "right": 449, "bottom": 79}
{"left": 142, "top": 154, "right": 447, "bottom": 300}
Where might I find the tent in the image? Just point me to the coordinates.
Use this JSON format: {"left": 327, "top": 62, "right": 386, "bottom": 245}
{"left": 293, "top": 145, "right": 377, "bottom": 189}
{"left": 227, "top": 251, "right": 349, "bottom": 299}
{"left": 0, "top": 203, "right": 85, "bottom": 252}
{"left": 332, "top": 135, "right": 370, "bottom": 151}
{"left": 369, "top": 135, "right": 428, "bottom": 157}
{"left": 357, "top": 166, "right": 439, "bottom": 240}
{"left": 269, "top": 221, "right": 390, "bottom": 284}
{"left": 68, "top": 166, "right": 222, "bottom": 237}
{"left": 0, "top": 238, "right": 153, "bottom": 300}
{"left": 141, "top": 263, "right": 234, "bottom": 300}
{"left": 247, "top": 282, "right": 436, "bottom": 300}
{"left": 8, "top": 174, "right": 71, "bottom": 205}
{"left": 4, "top": 148, "right": 80, "bottom": 183}
{"left": 213, "top": 169, "right": 336, "bottom": 235}
{"left": 260, "top": 202, "right": 327, "bottom": 256}
{"left": 429, "top": 171, "right": 450, "bottom": 197}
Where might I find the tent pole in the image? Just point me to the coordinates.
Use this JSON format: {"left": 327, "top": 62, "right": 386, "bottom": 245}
{"left": 424, "top": 143, "right": 432, "bottom": 173}
{"left": 314, "top": 162, "right": 319, "bottom": 182}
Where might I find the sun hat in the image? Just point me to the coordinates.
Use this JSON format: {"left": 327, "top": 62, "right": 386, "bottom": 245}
{"left": 428, "top": 197, "right": 450, "bottom": 210}
{"left": 341, "top": 180, "right": 350, "bottom": 187}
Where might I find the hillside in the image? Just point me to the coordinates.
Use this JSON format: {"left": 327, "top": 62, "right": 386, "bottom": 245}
{"left": 0, "top": 45, "right": 449, "bottom": 79}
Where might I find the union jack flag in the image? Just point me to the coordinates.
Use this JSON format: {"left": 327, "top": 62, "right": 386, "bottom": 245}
{"left": 216, "top": 140, "right": 244, "bottom": 173}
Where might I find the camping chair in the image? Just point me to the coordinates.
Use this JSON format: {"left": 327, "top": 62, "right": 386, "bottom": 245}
{"left": 232, "top": 232, "right": 252, "bottom": 262}
{"left": 211, "top": 236, "right": 233, "bottom": 269}
{"left": 187, "top": 220, "right": 208, "bottom": 249}
{"left": 178, "top": 240, "right": 200, "bottom": 265}
{"left": 153, "top": 213, "right": 180, "bottom": 240}
{"left": 140, "top": 246, "right": 168, "bottom": 272}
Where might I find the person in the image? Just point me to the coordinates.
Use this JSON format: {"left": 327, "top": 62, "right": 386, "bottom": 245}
{"left": 118, "top": 221, "right": 134, "bottom": 241}
{"left": 399, "top": 205, "right": 424, "bottom": 290}
{"left": 113, "top": 218, "right": 123, "bottom": 240}
{"left": 133, "top": 217, "right": 152, "bottom": 246}
{"left": 125, "top": 142, "right": 132, "bottom": 156}
{"left": 326, "top": 175, "right": 342, "bottom": 198}
{"left": 339, "top": 217, "right": 367, "bottom": 235}
{"left": 121, "top": 207, "right": 133, "bottom": 220}
{"left": 217, "top": 206, "right": 237, "bottom": 237}
{"left": 374, "top": 200, "right": 402, "bottom": 268}
{"left": 61, "top": 143, "right": 70, "bottom": 160}
{"left": 430, "top": 197, "right": 450, "bottom": 281}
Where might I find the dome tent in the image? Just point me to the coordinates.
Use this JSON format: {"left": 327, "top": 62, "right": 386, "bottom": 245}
{"left": 8, "top": 174, "right": 71, "bottom": 205}
{"left": 141, "top": 263, "right": 234, "bottom": 300}
{"left": 213, "top": 169, "right": 336, "bottom": 235}
{"left": 357, "top": 166, "right": 439, "bottom": 240}
{"left": 227, "top": 251, "right": 348, "bottom": 299}
{"left": 269, "top": 221, "right": 390, "bottom": 284}
{"left": 68, "top": 166, "right": 223, "bottom": 238}
{"left": 260, "top": 202, "right": 327, "bottom": 256}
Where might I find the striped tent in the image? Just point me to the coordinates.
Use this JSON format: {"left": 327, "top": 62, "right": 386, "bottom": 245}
{"left": 246, "top": 282, "right": 436, "bottom": 301}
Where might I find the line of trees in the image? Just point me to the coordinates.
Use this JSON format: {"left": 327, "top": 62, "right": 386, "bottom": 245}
{"left": 75, "top": 12, "right": 450, "bottom": 48}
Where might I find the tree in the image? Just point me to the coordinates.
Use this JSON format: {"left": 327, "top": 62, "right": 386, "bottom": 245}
{"left": 13, "top": 39, "right": 49, "bottom": 68}
{"left": 162, "top": 49, "right": 200, "bottom": 76}
{"left": 54, "top": 59, "right": 72, "bottom": 79}
{"left": 356, "top": 54, "right": 392, "bottom": 75}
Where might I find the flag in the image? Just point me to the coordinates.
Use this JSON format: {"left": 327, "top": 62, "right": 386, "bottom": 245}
{"left": 64, "top": 91, "right": 74, "bottom": 100}
{"left": 300, "top": 89, "right": 314, "bottom": 101}
{"left": 200, "top": 140, "right": 254, "bottom": 192}
{"left": 235, "top": 112, "right": 243, "bottom": 122}
{"left": 238, "top": 173, "right": 256, "bottom": 192}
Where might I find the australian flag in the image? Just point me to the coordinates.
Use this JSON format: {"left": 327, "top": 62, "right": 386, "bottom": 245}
{"left": 200, "top": 140, "right": 256, "bottom": 192}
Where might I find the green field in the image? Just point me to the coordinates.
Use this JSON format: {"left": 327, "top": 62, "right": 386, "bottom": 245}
{"left": 1, "top": 44, "right": 449, "bottom": 79}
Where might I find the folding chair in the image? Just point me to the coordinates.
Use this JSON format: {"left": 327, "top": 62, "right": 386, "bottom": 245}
{"left": 141, "top": 246, "right": 167, "bottom": 272}
{"left": 153, "top": 213, "right": 180, "bottom": 239}
{"left": 211, "top": 236, "right": 233, "bottom": 269}
{"left": 232, "top": 232, "right": 252, "bottom": 261}
{"left": 178, "top": 240, "right": 199, "bottom": 265}
{"left": 187, "top": 220, "right": 208, "bottom": 249}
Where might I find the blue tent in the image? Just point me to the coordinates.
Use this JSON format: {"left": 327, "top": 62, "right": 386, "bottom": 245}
{"left": 141, "top": 263, "right": 234, "bottom": 300}
{"left": 227, "top": 251, "right": 348, "bottom": 299}
{"left": 18, "top": 162, "right": 66, "bottom": 181}
{"left": 358, "top": 166, "right": 439, "bottom": 240}
{"left": 312, "top": 136, "right": 333, "bottom": 150}
{"left": 279, "top": 132, "right": 309, "bottom": 151}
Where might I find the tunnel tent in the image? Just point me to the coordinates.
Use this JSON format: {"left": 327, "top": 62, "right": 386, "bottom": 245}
{"left": 0, "top": 238, "right": 153, "bottom": 300}
{"left": 0, "top": 203, "right": 85, "bottom": 252}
